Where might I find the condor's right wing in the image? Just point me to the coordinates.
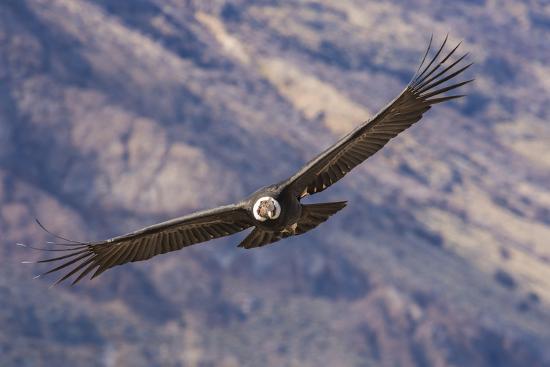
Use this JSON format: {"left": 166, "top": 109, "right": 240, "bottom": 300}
{"left": 25, "top": 204, "right": 253, "bottom": 285}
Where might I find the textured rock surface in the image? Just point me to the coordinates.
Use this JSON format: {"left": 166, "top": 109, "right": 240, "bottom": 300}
{"left": 1, "top": 1, "right": 549, "bottom": 366}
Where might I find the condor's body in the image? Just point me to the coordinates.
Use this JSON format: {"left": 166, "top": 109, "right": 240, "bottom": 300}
{"left": 242, "top": 184, "right": 301, "bottom": 231}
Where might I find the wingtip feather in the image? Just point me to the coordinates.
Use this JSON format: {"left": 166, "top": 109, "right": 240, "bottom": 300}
{"left": 425, "top": 94, "right": 467, "bottom": 104}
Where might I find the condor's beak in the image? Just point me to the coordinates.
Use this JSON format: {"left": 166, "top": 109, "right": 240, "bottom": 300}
{"left": 267, "top": 211, "right": 275, "bottom": 219}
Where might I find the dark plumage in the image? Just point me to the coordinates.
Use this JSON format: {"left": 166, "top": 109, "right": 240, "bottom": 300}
{"left": 23, "top": 36, "right": 473, "bottom": 285}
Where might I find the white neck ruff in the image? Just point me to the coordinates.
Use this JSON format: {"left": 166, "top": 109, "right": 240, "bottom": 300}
{"left": 253, "top": 197, "right": 281, "bottom": 221}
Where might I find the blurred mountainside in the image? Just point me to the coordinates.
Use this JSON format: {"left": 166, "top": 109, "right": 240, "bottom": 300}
{"left": 1, "top": 0, "right": 549, "bottom": 366}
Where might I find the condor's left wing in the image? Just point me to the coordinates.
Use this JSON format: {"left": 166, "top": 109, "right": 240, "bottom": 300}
{"left": 285, "top": 36, "right": 472, "bottom": 198}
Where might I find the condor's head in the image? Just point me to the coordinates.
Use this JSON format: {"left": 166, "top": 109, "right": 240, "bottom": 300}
{"left": 252, "top": 197, "right": 281, "bottom": 222}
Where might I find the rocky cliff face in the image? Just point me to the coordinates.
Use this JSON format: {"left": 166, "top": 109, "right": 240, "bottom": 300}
{"left": 1, "top": 1, "right": 549, "bottom": 366}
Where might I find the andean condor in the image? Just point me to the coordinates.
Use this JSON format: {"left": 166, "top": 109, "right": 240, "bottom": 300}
{"left": 22, "top": 36, "right": 473, "bottom": 285}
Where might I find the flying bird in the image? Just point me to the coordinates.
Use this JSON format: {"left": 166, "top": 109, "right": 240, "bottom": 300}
{"left": 23, "top": 36, "right": 472, "bottom": 285}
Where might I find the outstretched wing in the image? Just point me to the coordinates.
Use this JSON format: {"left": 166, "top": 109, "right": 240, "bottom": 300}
{"left": 28, "top": 204, "right": 252, "bottom": 285}
{"left": 285, "top": 35, "right": 473, "bottom": 198}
